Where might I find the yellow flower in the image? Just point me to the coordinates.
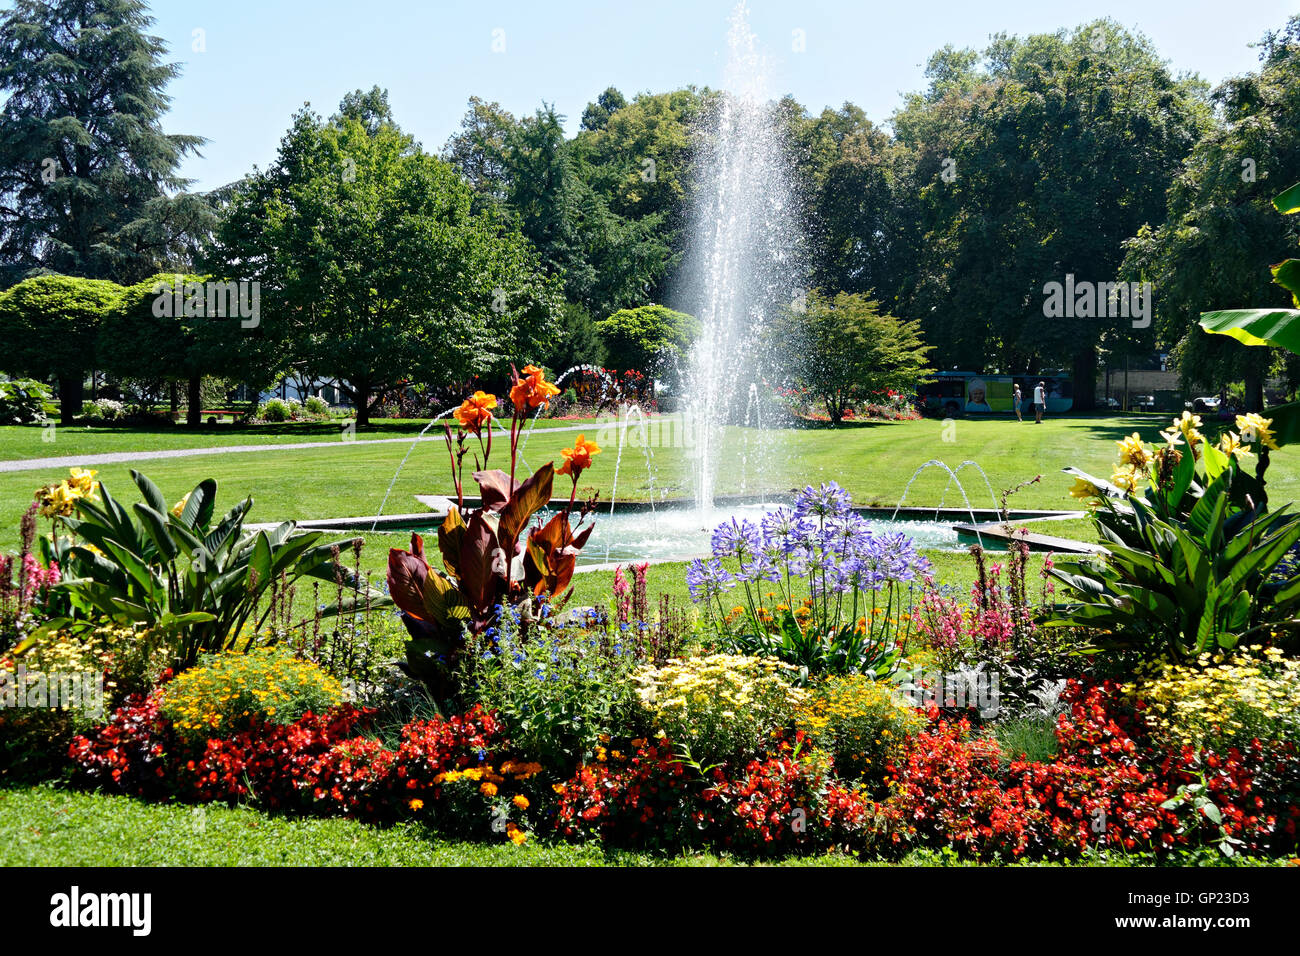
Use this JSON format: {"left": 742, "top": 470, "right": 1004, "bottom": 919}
{"left": 1068, "top": 476, "right": 1102, "bottom": 500}
{"left": 480, "top": 782, "right": 498, "bottom": 797}
{"left": 1217, "top": 431, "right": 1255, "bottom": 461}
{"left": 1235, "top": 413, "right": 1278, "bottom": 450}
{"left": 171, "top": 492, "right": 191, "bottom": 518}
{"left": 512, "top": 794, "right": 529, "bottom": 810}
{"left": 1110, "top": 464, "right": 1140, "bottom": 494}
{"left": 1115, "top": 433, "right": 1152, "bottom": 472}
{"left": 409, "top": 798, "right": 424, "bottom": 811}
{"left": 1160, "top": 411, "right": 1204, "bottom": 450}
{"left": 506, "top": 823, "right": 528, "bottom": 846}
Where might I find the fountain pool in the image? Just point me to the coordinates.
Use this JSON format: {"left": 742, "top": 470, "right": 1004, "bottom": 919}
{"left": 338, "top": 501, "right": 1071, "bottom": 570}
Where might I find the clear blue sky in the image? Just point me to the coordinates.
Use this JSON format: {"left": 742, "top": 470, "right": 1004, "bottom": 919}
{"left": 51, "top": 0, "right": 1300, "bottom": 190}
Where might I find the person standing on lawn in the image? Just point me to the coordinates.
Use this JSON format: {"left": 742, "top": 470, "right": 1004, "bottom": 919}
{"left": 1013, "top": 383, "right": 1024, "bottom": 422}
{"left": 1033, "top": 381, "right": 1046, "bottom": 424}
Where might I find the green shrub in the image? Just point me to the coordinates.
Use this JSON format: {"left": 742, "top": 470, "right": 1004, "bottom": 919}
{"left": 159, "top": 647, "right": 343, "bottom": 741}
{"left": 304, "top": 395, "right": 330, "bottom": 417}
{"left": 29, "top": 469, "right": 370, "bottom": 669}
{"left": 464, "top": 612, "right": 640, "bottom": 771}
{"left": 0, "top": 379, "right": 52, "bottom": 424}
{"left": 259, "top": 398, "right": 289, "bottom": 422}
{"left": 633, "top": 653, "right": 807, "bottom": 765}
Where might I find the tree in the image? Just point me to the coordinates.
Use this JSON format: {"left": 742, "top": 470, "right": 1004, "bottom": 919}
{"left": 543, "top": 302, "right": 606, "bottom": 374}
{"left": 891, "top": 20, "right": 1209, "bottom": 405}
{"left": 447, "top": 101, "right": 674, "bottom": 319}
{"left": 207, "top": 101, "right": 560, "bottom": 426}
{"left": 776, "top": 291, "right": 932, "bottom": 425}
{"left": 596, "top": 304, "right": 699, "bottom": 387}
{"left": 1121, "top": 15, "right": 1300, "bottom": 409}
{"left": 0, "top": 273, "right": 122, "bottom": 421}
{"left": 580, "top": 86, "right": 627, "bottom": 132}
{"left": 0, "top": 0, "right": 205, "bottom": 283}
{"left": 97, "top": 273, "right": 257, "bottom": 426}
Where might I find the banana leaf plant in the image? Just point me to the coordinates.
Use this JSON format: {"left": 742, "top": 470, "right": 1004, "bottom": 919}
{"left": 23, "top": 470, "right": 373, "bottom": 669}
{"left": 387, "top": 366, "right": 599, "bottom": 702}
{"left": 1045, "top": 424, "right": 1300, "bottom": 660}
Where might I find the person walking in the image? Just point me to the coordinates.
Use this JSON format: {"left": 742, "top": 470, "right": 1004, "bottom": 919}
{"left": 1013, "top": 383, "right": 1023, "bottom": 422}
{"left": 1033, "top": 381, "right": 1046, "bottom": 424}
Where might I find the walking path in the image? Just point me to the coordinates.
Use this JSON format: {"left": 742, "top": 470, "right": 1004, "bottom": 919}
{"left": 0, "top": 421, "right": 607, "bottom": 474}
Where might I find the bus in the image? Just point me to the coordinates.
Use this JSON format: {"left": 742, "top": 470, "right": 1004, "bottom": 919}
{"left": 919, "top": 372, "right": 1073, "bottom": 417}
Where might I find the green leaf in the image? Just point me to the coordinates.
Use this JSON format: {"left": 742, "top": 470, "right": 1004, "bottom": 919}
{"left": 130, "top": 469, "right": 169, "bottom": 515}
{"left": 133, "top": 503, "right": 179, "bottom": 561}
{"left": 1273, "top": 181, "right": 1300, "bottom": 215}
{"left": 1273, "top": 259, "right": 1300, "bottom": 305}
{"left": 180, "top": 479, "right": 219, "bottom": 529}
{"left": 1199, "top": 308, "right": 1300, "bottom": 353}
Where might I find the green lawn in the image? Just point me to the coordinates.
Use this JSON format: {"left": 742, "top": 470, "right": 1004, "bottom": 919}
{"left": 0, "top": 415, "right": 600, "bottom": 461}
{"left": 0, "top": 785, "right": 1276, "bottom": 867}
{"left": 7, "top": 413, "right": 1292, "bottom": 555}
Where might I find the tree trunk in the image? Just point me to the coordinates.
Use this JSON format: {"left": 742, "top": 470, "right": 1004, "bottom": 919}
{"left": 187, "top": 374, "right": 202, "bottom": 427}
{"left": 169, "top": 381, "right": 179, "bottom": 419}
{"left": 58, "top": 372, "right": 84, "bottom": 425}
{"left": 1071, "top": 347, "right": 1097, "bottom": 413}
{"left": 1244, "top": 367, "right": 1264, "bottom": 412}
{"left": 353, "top": 378, "right": 370, "bottom": 428}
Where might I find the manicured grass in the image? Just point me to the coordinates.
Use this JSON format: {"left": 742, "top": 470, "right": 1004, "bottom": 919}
{"left": 0, "top": 415, "right": 600, "bottom": 461}
{"left": 1, "top": 785, "right": 1278, "bottom": 867}
{"left": 9, "top": 413, "right": 1288, "bottom": 554}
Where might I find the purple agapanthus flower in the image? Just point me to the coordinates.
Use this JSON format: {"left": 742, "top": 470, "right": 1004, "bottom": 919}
{"left": 794, "top": 481, "right": 853, "bottom": 521}
{"left": 711, "top": 517, "right": 763, "bottom": 560}
{"left": 686, "top": 557, "right": 736, "bottom": 603}
{"left": 761, "top": 506, "right": 817, "bottom": 554}
{"left": 738, "top": 550, "right": 782, "bottom": 584}
{"left": 823, "top": 512, "right": 872, "bottom": 558}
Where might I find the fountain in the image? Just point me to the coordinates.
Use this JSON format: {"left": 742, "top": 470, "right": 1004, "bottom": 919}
{"left": 607, "top": 402, "right": 659, "bottom": 516}
{"left": 892, "top": 460, "right": 988, "bottom": 548}
{"left": 682, "top": 2, "right": 802, "bottom": 512}
{"left": 937, "top": 461, "right": 999, "bottom": 518}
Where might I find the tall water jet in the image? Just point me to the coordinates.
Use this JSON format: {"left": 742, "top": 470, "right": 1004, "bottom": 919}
{"left": 682, "top": 3, "right": 802, "bottom": 511}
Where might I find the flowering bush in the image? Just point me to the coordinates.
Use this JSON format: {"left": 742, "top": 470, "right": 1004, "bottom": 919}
{"left": 796, "top": 674, "right": 923, "bottom": 788}
{"left": 464, "top": 607, "right": 641, "bottom": 771}
{"left": 554, "top": 738, "right": 701, "bottom": 849}
{"left": 158, "top": 647, "right": 343, "bottom": 742}
{"left": 1126, "top": 646, "right": 1300, "bottom": 752}
{"left": 386, "top": 364, "right": 598, "bottom": 704}
{"left": 80, "top": 398, "right": 127, "bottom": 422}
{"left": 702, "top": 749, "right": 877, "bottom": 854}
{"left": 633, "top": 654, "right": 807, "bottom": 765}
{"left": 1, "top": 503, "right": 63, "bottom": 646}
{"left": 688, "top": 482, "right": 929, "bottom": 680}
{"left": 67, "top": 689, "right": 175, "bottom": 798}
{"left": 1051, "top": 411, "right": 1300, "bottom": 662}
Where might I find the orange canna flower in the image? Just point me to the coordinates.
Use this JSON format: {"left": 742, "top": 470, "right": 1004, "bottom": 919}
{"left": 510, "top": 365, "right": 561, "bottom": 410}
{"left": 557, "top": 434, "right": 601, "bottom": 477}
{"left": 455, "top": 391, "right": 497, "bottom": 431}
